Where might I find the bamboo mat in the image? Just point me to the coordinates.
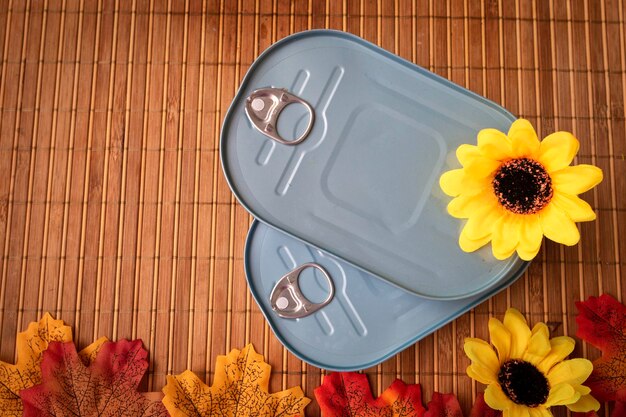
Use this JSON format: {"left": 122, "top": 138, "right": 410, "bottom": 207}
{"left": 0, "top": 0, "right": 624, "bottom": 416}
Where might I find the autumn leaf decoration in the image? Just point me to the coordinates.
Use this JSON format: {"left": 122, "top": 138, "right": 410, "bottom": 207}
{"left": 162, "top": 343, "right": 310, "bottom": 416}
{"left": 315, "top": 372, "right": 424, "bottom": 416}
{"left": 21, "top": 339, "right": 168, "bottom": 416}
{"left": 469, "top": 393, "right": 502, "bottom": 417}
{"left": 0, "top": 313, "right": 72, "bottom": 416}
{"left": 314, "top": 372, "right": 502, "bottom": 417}
{"left": 4, "top": 315, "right": 310, "bottom": 417}
{"left": 576, "top": 294, "right": 626, "bottom": 402}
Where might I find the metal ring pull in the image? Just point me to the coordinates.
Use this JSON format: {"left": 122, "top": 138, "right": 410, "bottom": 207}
{"left": 270, "top": 263, "right": 334, "bottom": 319}
{"left": 245, "top": 87, "right": 315, "bottom": 145}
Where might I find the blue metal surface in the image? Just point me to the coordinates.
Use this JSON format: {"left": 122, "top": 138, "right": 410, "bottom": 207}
{"left": 245, "top": 221, "right": 527, "bottom": 371}
{"left": 221, "top": 30, "right": 524, "bottom": 299}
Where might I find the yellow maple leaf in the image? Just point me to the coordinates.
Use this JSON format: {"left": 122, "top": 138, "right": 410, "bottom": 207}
{"left": 0, "top": 313, "right": 72, "bottom": 416}
{"left": 162, "top": 344, "right": 310, "bottom": 417}
{"left": 78, "top": 336, "right": 109, "bottom": 364}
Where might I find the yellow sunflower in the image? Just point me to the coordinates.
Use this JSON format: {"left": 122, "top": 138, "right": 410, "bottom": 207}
{"left": 439, "top": 119, "right": 603, "bottom": 260}
{"left": 464, "top": 308, "right": 599, "bottom": 417}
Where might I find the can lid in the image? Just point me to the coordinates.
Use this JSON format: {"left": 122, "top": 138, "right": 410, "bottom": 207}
{"left": 245, "top": 221, "right": 527, "bottom": 371}
{"left": 221, "top": 30, "right": 524, "bottom": 299}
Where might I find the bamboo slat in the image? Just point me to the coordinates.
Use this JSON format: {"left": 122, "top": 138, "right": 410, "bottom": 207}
{"left": 0, "top": 1, "right": 624, "bottom": 416}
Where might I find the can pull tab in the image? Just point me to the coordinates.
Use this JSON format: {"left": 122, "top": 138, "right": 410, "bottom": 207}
{"left": 245, "top": 87, "right": 315, "bottom": 145}
{"left": 270, "top": 263, "right": 334, "bottom": 319}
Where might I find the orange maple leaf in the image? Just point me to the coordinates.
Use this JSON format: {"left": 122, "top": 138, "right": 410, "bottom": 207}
{"left": 0, "top": 313, "right": 72, "bottom": 416}
{"left": 469, "top": 393, "right": 502, "bottom": 417}
{"left": 315, "top": 372, "right": 423, "bottom": 416}
{"left": 162, "top": 343, "right": 310, "bottom": 416}
{"left": 576, "top": 294, "right": 626, "bottom": 402}
{"left": 315, "top": 373, "right": 501, "bottom": 417}
{"left": 20, "top": 340, "right": 168, "bottom": 416}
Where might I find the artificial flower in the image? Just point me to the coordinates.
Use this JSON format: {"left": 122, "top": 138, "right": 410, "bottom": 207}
{"left": 464, "top": 308, "right": 600, "bottom": 417}
{"left": 439, "top": 119, "right": 603, "bottom": 260}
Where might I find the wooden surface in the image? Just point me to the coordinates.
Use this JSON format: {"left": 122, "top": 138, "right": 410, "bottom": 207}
{"left": 0, "top": 1, "right": 624, "bottom": 415}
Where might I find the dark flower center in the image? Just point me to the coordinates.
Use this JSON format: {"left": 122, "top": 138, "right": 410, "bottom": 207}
{"left": 492, "top": 158, "right": 553, "bottom": 214}
{"left": 498, "top": 359, "right": 550, "bottom": 407}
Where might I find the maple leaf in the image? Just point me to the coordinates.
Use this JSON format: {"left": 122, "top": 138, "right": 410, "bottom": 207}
{"left": 315, "top": 373, "right": 503, "bottom": 417}
{"left": 78, "top": 336, "right": 109, "bottom": 364}
{"left": 469, "top": 393, "right": 501, "bottom": 417}
{"left": 576, "top": 294, "right": 626, "bottom": 401}
{"left": 0, "top": 313, "right": 72, "bottom": 416}
{"left": 20, "top": 340, "right": 169, "bottom": 417}
{"left": 424, "top": 392, "right": 463, "bottom": 417}
{"left": 162, "top": 343, "right": 310, "bottom": 416}
{"left": 315, "top": 372, "right": 425, "bottom": 417}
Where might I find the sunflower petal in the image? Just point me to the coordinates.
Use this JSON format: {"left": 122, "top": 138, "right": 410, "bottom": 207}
{"left": 493, "top": 244, "right": 517, "bottom": 260}
{"left": 492, "top": 213, "right": 522, "bottom": 260}
{"left": 462, "top": 198, "right": 504, "bottom": 239}
{"left": 457, "top": 144, "right": 481, "bottom": 166}
{"left": 489, "top": 318, "right": 511, "bottom": 364}
{"left": 540, "top": 203, "right": 580, "bottom": 246}
{"left": 484, "top": 383, "right": 515, "bottom": 411}
{"left": 465, "top": 157, "right": 502, "bottom": 179}
{"left": 461, "top": 215, "right": 492, "bottom": 240}
{"left": 566, "top": 394, "right": 601, "bottom": 412}
{"left": 478, "top": 128, "right": 513, "bottom": 160}
{"left": 516, "top": 214, "right": 543, "bottom": 261}
{"left": 546, "top": 358, "right": 593, "bottom": 386}
{"left": 448, "top": 190, "right": 497, "bottom": 219}
{"left": 464, "top": 338, "right": 500, "bottom": 374}
{"left": 516, "top": 245, "right": 542, "bottom": 261}
{"left": 448, "top": 194, "right": 478, "bottom": 218}
{"left": 503, "top": 309, "right": 532, "bottom": 358}
{"left": 574, "top": 385, "right": 591, "bottom": 396}
{"left": 459, "top": 229, "right": 492, "bottom": 252}
{"left": 544, "top": 383, "right": 579, "bottom": 407}
{"left": 505, "top": 404, "right": 531, "bottom": 417}
{"left": 440, "top": 169, "right": 465, "bottom": 197}
{"left": 551, "top": 193, "right": 596, "bottom": 222}
{"left": 537, "top": 336, "right": 575, "bottom": 374}
{"left": 528, "top": 408, "right": 551, "bottom": 417}
{"left": 538, "top": 131, "right": 579, "bottom": 172}
{"left": 508, "top": 119, "right": 540, "bottom": 158}
{"left": 550, "top": 165, "right": 603, "bottom": 195}
{"left": 523, "top": 323, "right": 551, "bottom": 364}
{"left": 467, "top": 364, "right": 498, "bottom": 385}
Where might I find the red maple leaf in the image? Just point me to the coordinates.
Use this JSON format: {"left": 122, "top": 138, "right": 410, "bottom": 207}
{"left": 469, "top": 393, "right": 502, "bottom": 417}
{"left": 576, "top": 294, "right": 626, "bottom": 402}
{"left": 315, "top": 373, "right": 424, "bottom": 416}
{"left": 314, "top": 372, "right": 492, "bottom": 417}
{"left": 20, "top": 340, "right": 168, "bottom": 416}
{"left": 424, "top": 392, "right": 462, "bottom": 417}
